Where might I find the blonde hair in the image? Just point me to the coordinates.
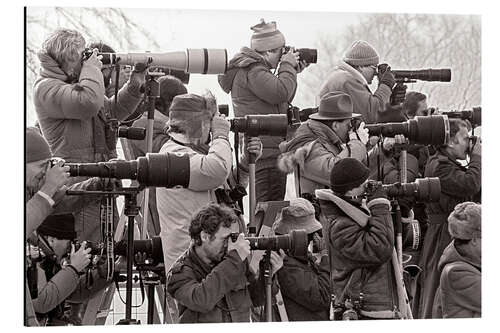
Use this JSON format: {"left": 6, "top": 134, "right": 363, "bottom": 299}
{"left": 41, "top": 28, "right": 86, "bottom": 67}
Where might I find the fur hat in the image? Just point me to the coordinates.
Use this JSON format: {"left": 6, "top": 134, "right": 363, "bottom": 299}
{"left": 273, "top": 198, "right": 322, "bottom": 235}
{"left": 167, "top": 92, "right": 217, "bottom": 139}
{"left": 330, "top": 157, "right": 370, "bottom": 194}
{"left": 37, "top": 214, "right": 76, "bottom": 240}
{"left": 448, "top": 202, "right": 481, "bottom": 240}
{"left": 26, "top": 127, "right": 52, "bottom": 163}
{"left": 250, "top": 19, "right": 286, "bottom": 52}
{"left": 343, "top": 40, "right": 379, "bottom": 67}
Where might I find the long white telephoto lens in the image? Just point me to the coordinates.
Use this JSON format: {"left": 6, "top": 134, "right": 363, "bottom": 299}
{"left": 100, "top": 48, "right": 228, "bottom": 74}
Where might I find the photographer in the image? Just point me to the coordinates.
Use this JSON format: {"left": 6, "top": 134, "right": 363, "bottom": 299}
{"left": 433, "top": 202, "right": 481, "bottom": 318}
{"left": 33, "top": 28, "right": 146, "bottom": 243}
{"left": 166, "top": 204, "right": 283, "bottom": 323}
{"left": 316, "top": 158, "right": 400, "bottom": 319}
{"left": 318, "top": 40, "right": 405, "bottom": 124}
{"left": 278, "top": 91, "right": 381, "bottom": 197}
{"left": 417, "top": 119, "right": 481, "bottom": 319}
{"left": 272, "top": 198, "right": 330, "bottom": 321}
{"left": 27, "top": 214, "right": 92, "bottom": 326}
{"left": 156, "top": 92, "right": 263, "bottom": 273}
{"left": 218, "top": 19, "right": 308, "bottom": 202}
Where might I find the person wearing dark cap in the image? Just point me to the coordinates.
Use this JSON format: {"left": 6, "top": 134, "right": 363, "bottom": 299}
{"left": 218, "top": 19, "right": 308, "bottom": 203}
{"left": 318, "top": 40, "right": 404, "bottom": 124}
{"left": 27, "top": 214, "right": 92, "bottom": 326}
{"left": 278, "top": 91, "right": 375, "bottom": 197}
{"left": 432, "top": 202, "right": 481, "bottom": 318}
{"left": 156, "top": 92, "right": 263, "bottom": 274}
{"left": 272, "top": 198, "right": 330, "bottom": 321}
{"left": 315, "top": 158, "right": 401, "bottom": 319}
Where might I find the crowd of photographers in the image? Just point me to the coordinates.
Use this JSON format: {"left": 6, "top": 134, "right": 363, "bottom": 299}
{"left": 25, "top": 19, "right": 481, "bottom": 326}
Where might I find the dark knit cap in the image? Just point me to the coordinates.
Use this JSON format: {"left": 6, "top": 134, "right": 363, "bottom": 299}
{"left": 158, "top": 75, "right": 188, "bottom": 113}
{"left": 37, "top": 214, "right": 76, "bottom": 240}
{"left": 26, "top": 127, "right": 52, "bottom": 163}
{"left": 343, "top": 40, "right": 379, "bottom": 67}
{"left": 330, "top": 157, "right": 370, "bottom": 194}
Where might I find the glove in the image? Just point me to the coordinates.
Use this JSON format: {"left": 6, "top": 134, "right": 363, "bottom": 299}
{"left": 348, "top": 121, "right": 369, "bottom": 145}
{"left": 210, "top": 113, "right": 231, "bottom": 138}
{"left": 128, "top": 62, "right": 148, "bottom": 92}
{"left": 280, "top": 49, "right": 299, "bottom": 68}
{"left": 390, "top": 83, "right": 407, "bottom": 105}
{"left": 366, "top": 181, "right": 387, "bottom": 202}
{"left": 378, "top": 64, "right": 396, "bottom": 89}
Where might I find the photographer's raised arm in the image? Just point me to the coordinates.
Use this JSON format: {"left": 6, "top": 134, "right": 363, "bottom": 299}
{"left": 246, "top": 60, "right": 297, "bottom": 105}
{"left": 34, "top": 53, "right": 105, "bottom": 120}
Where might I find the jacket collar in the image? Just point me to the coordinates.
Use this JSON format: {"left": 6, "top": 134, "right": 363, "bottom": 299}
{"left": 188, "top": 244, "right": 213, "bottom": 276}
{"left": 337, "top": 61, "right": 369, "bottom": 87}
{"left": 438, "top": 239, "right": 481, "bottom": 272}
{"left": 436, "top": 148, "right": 467, "bottom": 170}
{"left": 315, "top": 189, "right": 371, "bottom": 227}
{"left": 36, "top": 52, "right": 69, "bottom": 82}
{"left": 280, "top": 119, "right": 343, "bottom": 154}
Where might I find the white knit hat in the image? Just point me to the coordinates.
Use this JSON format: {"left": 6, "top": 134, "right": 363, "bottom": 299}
{"left": 250, "top": 19, "right": 285, "bottom": 52}
{"left": 343, "top": 40, "right": 379, "bottom": 67}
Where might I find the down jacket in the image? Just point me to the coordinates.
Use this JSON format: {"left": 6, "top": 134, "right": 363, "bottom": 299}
{"left": 433, "top": 240, "right": 481, "bottom": 318}
{"left": 318, "top": 61, "right": 392, "bottom": 124}
{"left": 218, "top": 47, "right": 297, "bottom": 163}
{"left": 317, "top": 190, "right": 399, "bottom": 316}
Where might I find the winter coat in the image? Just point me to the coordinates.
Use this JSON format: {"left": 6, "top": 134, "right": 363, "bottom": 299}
{"left": 317, "top": 190, "right": 399, "bottom": 316}
{"left": 278, "top": 119, "right": 367, "bottom": 196}
{"left": 277, "top": 254, "right": 330, "bottom": 321}
{"left": 167, "top": 245, "right": 263, "bottom": 323}
{"left": 218, "top": 47, "right": 297, "bottom": 164}
{"left": 156, "top": 138, "right": 233, "bottom": 273}
{"left": 318, "top": 61, "right": 392, "bottom": 124}
{"left": 417, "top": 149, "right": 481, "bottom": 319}
{"left": 433, "top": 240, "right": 481, "bottom": 318}
{"left": 33, "top": 52, "right": 142, "bottom": 163}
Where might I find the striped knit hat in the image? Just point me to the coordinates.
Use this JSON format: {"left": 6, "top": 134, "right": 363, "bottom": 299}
{"left": 250, "top": 19, "right": 285, "bottom": 52}
{"left": 343, "top": 40, "right": 379, "bottom": 67}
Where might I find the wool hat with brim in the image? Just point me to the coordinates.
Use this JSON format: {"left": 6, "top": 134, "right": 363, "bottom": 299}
{"left": 37, "top": 214, "right": 77, "bottom": 240}
{"left": 250, "top": 19, "right": 285, "bottom": 52}
{"left": 330, "top": 157, "right": 370, "bottom": 194}
{"left": 273, "top": 198, "right": 322, "bottom": 235}
{"left": 310, "top": 91, "right": 361, "bottom": 121}
{"left": 448, "top": 202, "right": 481, "bottom": 240}
{"left": 167, "top": 93, "right": 216, "bottom": 139}
{"left": 343, "top": 40, "right": 379, "bottom": 67}
{"left": 26, "top": 127, "right": 51, "bottom": 163}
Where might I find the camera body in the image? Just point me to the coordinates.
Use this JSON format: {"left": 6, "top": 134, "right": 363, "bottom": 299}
{"left": 283, "top": 46, "right": 317, "bottom": 64}
{"left": 332, "top": 295, "right": 364, "bottom": 321}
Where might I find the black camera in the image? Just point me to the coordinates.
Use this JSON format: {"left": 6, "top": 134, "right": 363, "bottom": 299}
{"left": 230, "top": 229, "right": 308, "bottom": 258}
{"left": 229, "top": 114, "right": 289, "bottom": 137}
{"left": 283, "top": 46, "right": 317, "bottom": 64}
{"left": 332, "top": 296, "right": 364, "bottom": 321}
{"left": 117, "top": 126, "right": 146, "bottom": 140}
{"left": 365, "top": 115, "right": 450, "bottom": 145}
{"left": 443, "top": 107, "right": 481, "bottom": 127}
{"left": 218, "top": 104, "right": 230, "bottom": 117}
{"left": 73, "top": 240, "right": 104, "bottom": 256}
{"left": 81, "top": 47, "right": 93, "bottom": 62}
{"left": 365, "top": 177, "right": 441, "bottom": 202}
{"left": 389, "top": 68, "right": 451, "bottom": 84}
{"left": 67, "top": 152, "right": 190, "bottom": 188}
{"left": 286, "top": 106, "right": 319, "bottom": 126}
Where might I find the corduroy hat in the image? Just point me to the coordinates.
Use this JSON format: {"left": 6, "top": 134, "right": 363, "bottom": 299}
{"left": 448, "top": 202, "right": 481, "bottom": 240}
{"left": 37, "top": 214, "right": 77, "bottom": 240}
{"left": 26, "top": 127, "right": 52, "bottom": 163}
{"left": 273, "top": 198, "right": 322, "bottom": 235}
{"left": 330, "top": 157, "right": 370, "bottom": 194}
{"left": 343, "top": 40, "right": 379, "bottom": 67}
{"left": 250, "top": 19, "right": 286, "bottom": 52}
{"left": 310, "top": 91, "right": 361, "bottom": 121}
{"left": 167, "top": 92, "right": 217, "bottom": 139}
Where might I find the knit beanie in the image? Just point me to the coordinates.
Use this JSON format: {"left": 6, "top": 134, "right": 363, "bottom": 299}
{"left": 167, "top": 92, "right": 217, "bottom": 139}
{"left": 26, "top": 127, "right": 51, "bottom": 163}
{"left": 250, "top": 19, "right": 286, "bottom": 52}
{"left": 343, "top": 40, "right": 379, "bottom": 67}
{"left": 330, "top": 157, "right": 370, "bottom": 194}
{"left": 37, "top": 214, "right": 77, "bottom": 240}
{"left": 448, "top": 202, "right": 481, "bottom": 240}
{"left": 273, "top": 198, "right": 323, "bottom": 235}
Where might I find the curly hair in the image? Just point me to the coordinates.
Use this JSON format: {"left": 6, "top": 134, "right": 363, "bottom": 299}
{"left": 189, "top": 204, "right": 238, "bottom": 246}
{"left": 41, "top": 28, "right": 86, "bottom": 68}
{"left": 402, "top": 91, "right": 426, "bottom": 118}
